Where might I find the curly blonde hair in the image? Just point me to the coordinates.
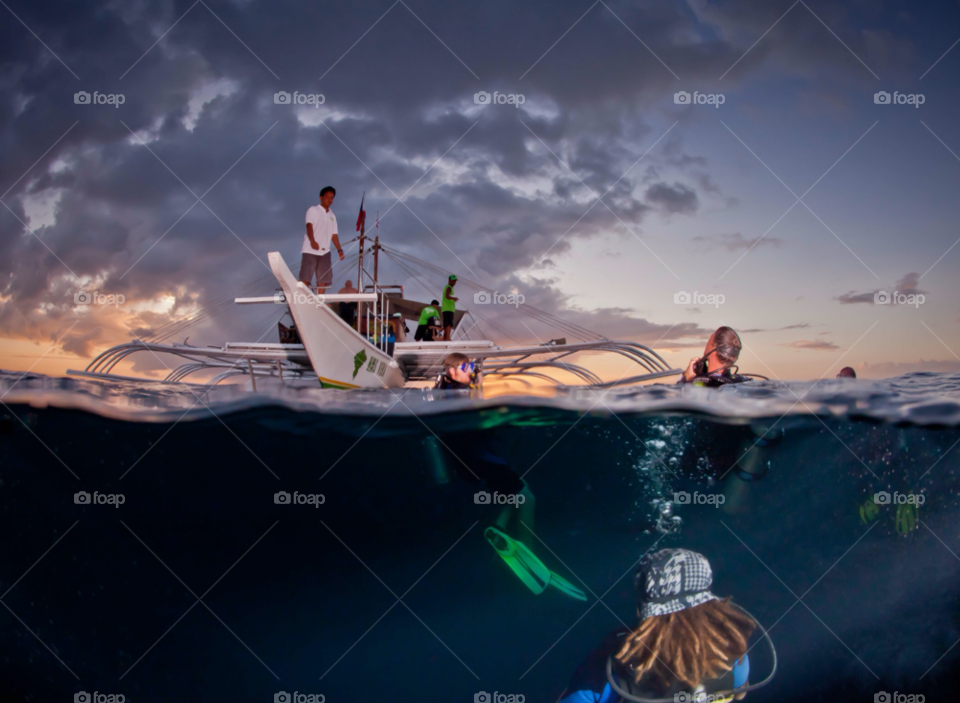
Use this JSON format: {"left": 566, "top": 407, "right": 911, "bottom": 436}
{"left": 615, "top": 598, "right": 755, "bottom": 690}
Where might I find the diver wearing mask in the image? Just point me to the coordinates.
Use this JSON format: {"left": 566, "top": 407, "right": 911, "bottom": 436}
{"left": 679, "top": 327, "right": 752, "bottom": 387}
{"left": 431, "top": 352, "right": 586, "bottom": 601}
{"left": 435, "top": 351, "right": 482, "bottom": 390}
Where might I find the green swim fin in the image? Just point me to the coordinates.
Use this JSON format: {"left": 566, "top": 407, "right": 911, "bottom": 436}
{"left": 484, "top": 527, "right": 587, "bottom": 601}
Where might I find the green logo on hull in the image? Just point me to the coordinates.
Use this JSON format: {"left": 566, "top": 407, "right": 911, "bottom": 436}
{"left": 352, "top": 350, "right": 367, "bottom": 379}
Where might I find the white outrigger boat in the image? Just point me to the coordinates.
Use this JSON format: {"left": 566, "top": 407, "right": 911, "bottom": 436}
{"left": 69, "top": 237, "right": 681, "bottom": 390}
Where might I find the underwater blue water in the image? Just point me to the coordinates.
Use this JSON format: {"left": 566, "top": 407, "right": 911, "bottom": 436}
{"left": 2, "top": 371, "right": 960, "bottom": 702}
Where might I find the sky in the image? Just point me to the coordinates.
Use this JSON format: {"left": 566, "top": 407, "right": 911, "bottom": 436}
{"left": 3, "top": 0, "right": 960, "bottom": 381}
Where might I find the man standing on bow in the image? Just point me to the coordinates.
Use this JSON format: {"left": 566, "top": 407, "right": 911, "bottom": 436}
{"left": 301, "top": 186, "right": 345, "bottom": 294}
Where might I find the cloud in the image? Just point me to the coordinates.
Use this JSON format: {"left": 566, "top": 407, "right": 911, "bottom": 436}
{"left": 644, "top": 181, "right": 699, "bottom": 215}
{"left": 0, "top": 0, "right": 937, "bottom": 368}
{"left": 836, "top": 273, "right": 927, "bottom": 304}
{"left": 780, "top": 339, "right": 840, "bottom": 351}
{"left": 692, "top": 232, "right": 783, "bottom": 251}
{"left": 740, "top": 323, "right": 811, "bottom": 333}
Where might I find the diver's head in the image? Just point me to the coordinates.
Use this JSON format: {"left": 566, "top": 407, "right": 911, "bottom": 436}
{"left": 837, "top": 366, "right": 857, "bottom": 379}
{"left": 698, "top": 327, "right": 742, "bottom": 375}
{"left": 619, "top": 549, "right": 756, "bottom": 690}
{"left": 634, "top": 548, "right": 717, "bottom": 618}
{"left": 442, "top": 352, "right": 477, "bottom": 386}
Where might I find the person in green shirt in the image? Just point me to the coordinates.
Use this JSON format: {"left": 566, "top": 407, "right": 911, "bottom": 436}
{"left": 414, "top": 300, "right": 441, "bottom": 341}
{"left": 442, "top": 274, "right": 458, "bottom": 341}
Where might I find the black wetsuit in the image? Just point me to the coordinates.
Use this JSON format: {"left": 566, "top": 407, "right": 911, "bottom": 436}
{"left": 677, "top": 368, "right": 753, "bottom": 388}
{"left": 433, "top": 373, "right": 525, "bottom": 496}
{"left": 674, "top": 370, "right": 758, "bottom": 479}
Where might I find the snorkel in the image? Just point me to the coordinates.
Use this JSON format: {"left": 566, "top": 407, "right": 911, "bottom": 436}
{"left": 461, "top": 361, "right": 480, "bottom": 387}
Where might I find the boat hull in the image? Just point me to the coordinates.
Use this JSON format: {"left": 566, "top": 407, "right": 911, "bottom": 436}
{"left": 268, "top": 253, "right": 406, "bottom": 389}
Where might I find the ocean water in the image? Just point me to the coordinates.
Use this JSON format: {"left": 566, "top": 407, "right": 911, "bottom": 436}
{"left": 2, "top": 371, "right": 960, "bottom": 703}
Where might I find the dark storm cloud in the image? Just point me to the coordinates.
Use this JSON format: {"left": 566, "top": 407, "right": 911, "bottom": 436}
{"left": 0, "top": 0, "right": 922, "bottom": 357}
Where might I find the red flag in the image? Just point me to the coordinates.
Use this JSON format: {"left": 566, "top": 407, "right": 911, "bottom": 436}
{"left": 356, "top": 194, "right": 366, "bottom": 232}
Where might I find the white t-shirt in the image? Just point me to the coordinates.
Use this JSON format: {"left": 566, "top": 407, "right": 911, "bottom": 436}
{"left": 303, "top": 205, "right": 338, "bottom": 255}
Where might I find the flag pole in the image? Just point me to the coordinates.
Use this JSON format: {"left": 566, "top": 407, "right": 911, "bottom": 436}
{"left": 356, "top": 191, "right": 365, "bottom": 332}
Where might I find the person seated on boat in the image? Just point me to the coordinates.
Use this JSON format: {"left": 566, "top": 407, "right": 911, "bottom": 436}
{"left": 390, "top": 312, "right": 407, "bottom": 344}
{"left": 441, "top": 275, "right": 459, "bottom": 341}
{"left": 427, "top": 315, "right": 442, "bottom": 341}
{"left": 415, "top": 300, "right": 441, "bottom": 341}
{"left": 679, "top": 326, "right": 751, "bottom": 387}
{"left": 337, "top": 279, "right": 359, "bottom": 326}
{"left": 559, "top": 549, "right": 759, "bottom": 702}
{"left": 435, "top": 352, "right": 481, "bottom": 390}
{"left": 379, "top": 314, "right": 397, "bottom": 357}
{"left": 837, "top": 366, "right": 857, "bottom": 379}
{"left": 300, "top": 186, "right": 344, "bottom": 294}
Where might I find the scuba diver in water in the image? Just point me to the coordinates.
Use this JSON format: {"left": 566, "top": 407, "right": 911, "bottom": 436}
{"left": 679, "top": 327, "right": 753, "bottom": 387}
{"left": 434, "top": 351, "right": 482, "bottom": 390}
{"left": 559, "top": 548, "right": 775, "bottom": 702}
{"left": 836, "top": 366, "right": 857, "bottom": 379}
{"left": 669, "top": 328, "right": 780, "bottom": 513}
{"left": 433, "top": 353, "right": 586, "bottom": 600}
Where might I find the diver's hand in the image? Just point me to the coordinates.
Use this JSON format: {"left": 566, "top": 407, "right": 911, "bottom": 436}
{"left": 683, "top": 357, "right": 701, "bottom": 382}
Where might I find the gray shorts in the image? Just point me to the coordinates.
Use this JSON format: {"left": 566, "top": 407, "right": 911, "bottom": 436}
{"left": 299, "top": 252, "right": 333, "bottom": 287}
